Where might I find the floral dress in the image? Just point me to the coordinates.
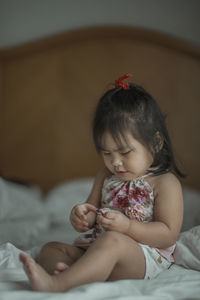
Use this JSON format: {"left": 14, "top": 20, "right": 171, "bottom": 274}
{"left": 74, "top": 174, "right": 153, "bottom": 245}
{"left": 74, "top": 174, "right": 175, "bottom": 262}
{"left": 102, "top": 174, "right": 154, "bottom": 222}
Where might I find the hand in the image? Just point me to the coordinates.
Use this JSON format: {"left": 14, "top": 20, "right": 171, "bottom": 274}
{"left": 97, "top": 210, "right": 130, "bottom": 234}
{"left": 70, "top": 203, "right": 97, "bottom": 232}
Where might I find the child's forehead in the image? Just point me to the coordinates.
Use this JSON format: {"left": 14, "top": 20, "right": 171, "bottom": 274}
{"left": 100, "top": 130, "right": 135, "bottom": 150}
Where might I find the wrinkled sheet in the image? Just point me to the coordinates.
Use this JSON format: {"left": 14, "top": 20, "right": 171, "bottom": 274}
{"left": 0, "top": 178, "right": 200, "bottom": 299}
{"left": 0, "top": 239, "right": 200, "bottom": 300}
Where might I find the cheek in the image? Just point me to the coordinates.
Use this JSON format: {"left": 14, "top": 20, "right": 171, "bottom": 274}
{"left": 126, "top": 156, "right": 143, "bottom": 170}
{"left": 103, "top": 156, "right": 111, "bottom": 167}
{"left": 127, "top": 159, "right": 136, "bottom": 169}
{"left": 146, "top": 151, "right": 154, "bottom": 165}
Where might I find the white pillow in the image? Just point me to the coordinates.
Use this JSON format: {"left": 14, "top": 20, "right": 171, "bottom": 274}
{"left": 174, "top": 225, "right": 200, "bottom": 271}
{"left": 0, "top": 217, "right": 49, "bottom": 249}
{"left": 182, "top": 187, "right": 200, "bottom": 232}
{"left": 0, "top": 177, "right": 44, "bottom": 221}
{"left": 45, "top": 178, "right": 94, "bottom": 224}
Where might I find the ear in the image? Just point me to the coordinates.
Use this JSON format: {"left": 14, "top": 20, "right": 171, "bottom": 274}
{"left": 154, "top": 132, "right": 163, "bottom": 152}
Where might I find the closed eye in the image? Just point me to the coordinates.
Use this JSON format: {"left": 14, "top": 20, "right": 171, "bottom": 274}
{"left": 120, "top": 150, "right": 132, "bottom": 156}
{"left": 102, "top": 151, "right": 111, "bottom": 156}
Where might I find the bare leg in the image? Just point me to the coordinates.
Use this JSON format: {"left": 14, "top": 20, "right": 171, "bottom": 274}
{"left": 36, "top": 241, "right": 85, "bottom": 274}
{"left": 19, "top": 231, "right": 145, "bottom": 292}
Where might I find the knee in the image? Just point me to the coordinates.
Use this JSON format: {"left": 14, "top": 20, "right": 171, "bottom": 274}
{"left": 41, "top": 241, "right": 61, "bottom": 249}
{"left": 99, "top": 231, "right": 124, "bottom": 248}
{"left": 40, "top": 241, "right": 67, "bottom": 254}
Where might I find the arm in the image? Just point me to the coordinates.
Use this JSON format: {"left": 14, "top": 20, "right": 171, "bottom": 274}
{"left": 130, "top": 173, "right": 183, "bottom": 248}
{"left": 85, "top": 167, "right": 111, "bottom": 228}
{"left": 98, "top": 173, "right": 184, "bottom": 248}
{"left": 70, "top": 167, "right": 110, "bottom": 232}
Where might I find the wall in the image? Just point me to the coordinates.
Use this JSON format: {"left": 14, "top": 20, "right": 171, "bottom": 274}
{"left": 0, "top": 0, "right": 200, "bottom": 49}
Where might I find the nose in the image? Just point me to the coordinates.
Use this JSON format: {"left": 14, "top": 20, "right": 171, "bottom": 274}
{"left": 111, "top": 154, "right": 122, "bottom": 167}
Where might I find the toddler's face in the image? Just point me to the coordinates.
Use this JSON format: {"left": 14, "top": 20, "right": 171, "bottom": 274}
{"left": 100, "top": 130, "right": 153, "bottom": 181}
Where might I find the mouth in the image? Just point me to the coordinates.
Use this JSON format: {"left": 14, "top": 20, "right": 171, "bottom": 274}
{"left": 115, "top": 170, "right": 128, "bottom": 176}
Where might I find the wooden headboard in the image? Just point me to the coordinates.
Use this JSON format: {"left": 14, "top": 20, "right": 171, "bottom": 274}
{"left": 0, "top": 26, "right": 199, "bottom": 192}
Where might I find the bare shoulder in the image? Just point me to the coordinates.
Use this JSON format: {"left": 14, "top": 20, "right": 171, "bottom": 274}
{"left": 147, "top": 172, "right": 182, "bottom": 197}
{"left": 152, "top": 172, "right": 183, "bottom": 219}
{"left": 147, "top": 172, "right": 183, "bottom": 221}
{"left": 156, "top": 172, "right": 181, "bottom": 190}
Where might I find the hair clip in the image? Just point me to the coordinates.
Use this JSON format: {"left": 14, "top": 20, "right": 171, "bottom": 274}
{"left": 115, "top": 73, "right": 133, "bottom": 90}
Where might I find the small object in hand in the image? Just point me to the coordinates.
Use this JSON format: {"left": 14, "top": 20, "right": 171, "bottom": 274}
{"left": 96, "top": 208, "right": 111, "bottom": 217}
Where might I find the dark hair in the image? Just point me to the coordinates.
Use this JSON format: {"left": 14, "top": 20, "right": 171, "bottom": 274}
{"left": 93, "top": 83, "right": 185, "bottom": 178}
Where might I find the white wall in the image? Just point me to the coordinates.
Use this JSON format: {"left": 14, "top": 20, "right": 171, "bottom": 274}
{"left": 0, "top": 0, "right": 199, "bottom": 49}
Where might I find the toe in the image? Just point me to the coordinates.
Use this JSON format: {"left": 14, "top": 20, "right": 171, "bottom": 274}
{"left": 55, "top": 262, "right": 69, "bottom": 271}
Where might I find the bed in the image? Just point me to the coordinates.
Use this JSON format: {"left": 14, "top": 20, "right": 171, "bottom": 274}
{"left": 0, "top": 26, "right": 200, "bottom": 299}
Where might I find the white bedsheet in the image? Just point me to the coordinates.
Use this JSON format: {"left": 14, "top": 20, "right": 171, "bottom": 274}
{"left": 0, "top": 177, "right": 200, "bottom": 299}
{"left": 0, "top": 241, "right": 200, "bottom": 300}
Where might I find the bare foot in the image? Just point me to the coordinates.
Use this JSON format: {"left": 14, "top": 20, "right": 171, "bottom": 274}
{"left": 54, "top": 262, "right": 69, "bottom": 275}
{"left": 19, "top": 253, "right": 58, "bottom": 292}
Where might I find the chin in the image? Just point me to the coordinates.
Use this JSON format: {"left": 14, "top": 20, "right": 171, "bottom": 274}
{"left": 115, "top": 172, "right": 136, "bottom": 181}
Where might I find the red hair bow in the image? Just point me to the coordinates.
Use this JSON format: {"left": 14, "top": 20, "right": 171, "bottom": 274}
{"left": 115, "top": 73, "right": 133, "bottom": 90}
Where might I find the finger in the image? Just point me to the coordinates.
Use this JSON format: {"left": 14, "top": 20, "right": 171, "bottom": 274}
{"left": 77, "top": 225, "right": 89, "bottom": 232}
{"left": 71, "top": 214, "right": 89, "bottom": 228}
{"left": 71, "top": 221, "right": 89, "bottom": 232}
{"left": 105, "top": 212, "right": 115, "bottom": 219}
{"left": 72, "top": 205, "right": 83, "bottom": 215}
{"left": 96, "top": 211, "right": 115, "bottom": 219}
{"left": 84, "top": 203, "right": 98, "bottom": 213}
{"left": 74, "top": 208, "right": 87, "bottom": 220}
{"left": 74, "top": 214, "right": 88, "bottom": 226}
{"left": 97, "top": 215, "right": 112, "bottom": 227}
{"left": 81, "top": 226, "right": 89, "bottom": 232}
{"left": 74, "top": 204, "right": 97, "bottom": 221}
{"left": 71, "top": 218, "right": 88, "bottom": 229}
{"left": 71, "top": 213, "right": 84, "bottom": 225}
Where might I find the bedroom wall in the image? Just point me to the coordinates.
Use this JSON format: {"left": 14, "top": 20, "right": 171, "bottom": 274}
{"left": 0, "top": 0, "right": 200, "bottom": 48}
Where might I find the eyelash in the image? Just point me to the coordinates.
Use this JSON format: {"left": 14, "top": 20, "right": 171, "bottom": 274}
{"left": 103, "top": 152, "right": 110, "bottom": 156}
{"left": 103, "top": 150, "right": 131, "bottom": 156}
{"left": 121, "top": 150, "right": 131, "bottom": 156}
